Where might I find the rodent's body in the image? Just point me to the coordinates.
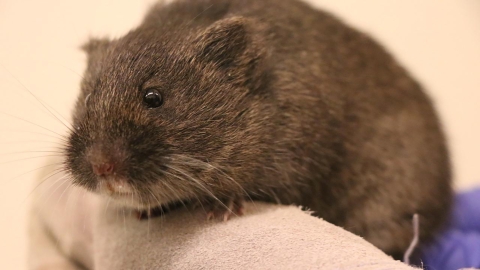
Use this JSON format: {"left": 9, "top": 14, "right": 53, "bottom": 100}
{"left": 67, "top": 0, "right": 452, "bottom": 257}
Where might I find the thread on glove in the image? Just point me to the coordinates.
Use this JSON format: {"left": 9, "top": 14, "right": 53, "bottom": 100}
{"left": 404, "top": 213, "right": 420, "bottom": 265}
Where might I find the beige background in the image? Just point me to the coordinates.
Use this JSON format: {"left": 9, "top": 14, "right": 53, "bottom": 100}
{"left": 0, "top": 0, "right": 479, "bottom": 269}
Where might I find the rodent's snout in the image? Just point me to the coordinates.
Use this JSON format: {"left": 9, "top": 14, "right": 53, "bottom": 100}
{"left": 83, "top": 141, "right": 136, "bottom": 196}
{"left": 85, "top": 141, "right": 127, "bottom": 179}
{"left": 92, "top": 162, "right": 114, "bottom": 177}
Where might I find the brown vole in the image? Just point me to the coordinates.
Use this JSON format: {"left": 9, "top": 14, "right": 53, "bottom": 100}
{"left": 65, "top": 0, "right": 452, "bottom": 258}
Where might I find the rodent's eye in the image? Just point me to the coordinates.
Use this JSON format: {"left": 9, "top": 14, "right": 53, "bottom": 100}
{"left": 143, "top": 88, "right": 163, "bottom": 108}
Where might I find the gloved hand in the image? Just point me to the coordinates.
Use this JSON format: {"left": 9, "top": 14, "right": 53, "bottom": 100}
{"left": 419, "top": 187, "right": 480, "bottom": 270}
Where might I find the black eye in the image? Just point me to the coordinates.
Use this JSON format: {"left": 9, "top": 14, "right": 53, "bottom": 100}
{"left": 143, "top": 89, "right": 163, "bottom": 108}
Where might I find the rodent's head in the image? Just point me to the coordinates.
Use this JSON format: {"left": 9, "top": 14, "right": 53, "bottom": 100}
{"left": 65, "top": 17, "right": 272, "bottom": 209}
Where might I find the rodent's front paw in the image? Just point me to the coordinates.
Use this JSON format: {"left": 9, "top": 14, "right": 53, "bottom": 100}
{"left": 205, "top": 196, "right": 245, "bottom": 222}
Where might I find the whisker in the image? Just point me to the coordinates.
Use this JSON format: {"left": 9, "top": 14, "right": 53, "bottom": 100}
{"left": 3, "top": 162, "right": 63, "bottom": 185}
{"left": 0, "top": 130, "right": 68, "bottom": 148}
{"left": 38, "top": 173, "right": 71, "bottom": 204}
{"left": 146, "top": 187, "right": 162, "bottom": 208}
{"left": 184, "top": 4, "right": 214, "bottom": 28}
{"left": 164, "top": 164, "right": 231, "bottom": 214}
{"left": 43, "top": 101, "right": 74, "bottom": 131}
{"left": 81, "top": 188, "right": 88, "bottom": 233}
{"left": 21, "top": 167, "right": 66, "bottom": 202}
{"left": 157, "top": 175, "right": 190, "bottom": 212}
{"left": 0, "top": 140, "right": 66, "bottom": 147}
{"left": 44, "top": 60, "right": 87, "bottom": 83}
{"left": 0, "top": 150, "right": 65, "bottom": 156}
{"left": 0, "top": 63, "right": 74, "bottom": 131}
{"left": 159, "top": 169, "right": 193, "bottom": 208}
{"left": 37, "top": 175, "right": 71, "bottom": 217}
{"left": 148, "top": 204, "right": 150, "bottom": 237}
{"left": 0, "top": 155, "right": 66, "bottom": 166}
{"left": 0, "top": 130, "right": 69, "bottom": 142}
{"left": 123, "top": 207, "right": 127, "bottom": 235}
{"left": 131, "top": 185, "right": 136, "bottom": 212}
{"left": 151, "top": 169, "right": 188, "bottom": 209}
{"left": 169, "top": 154, "right": 254, "bottom": 204}
{"left": 158, "top": 169, "right": 203, "bottom": 212}
{"left": 104, "top": 197, "right": 112, "bottom": 216}
{"left": 0, "top": 111, "right": 67, "bottom": 141}
{"left": 11, "top": 167, "right": 66, "bottom": 218}
{"left": 64, "top": 181, "right": 77, "bottom": 232}
{"left": 55, "top": 179, "right": 74, "bottom": 213}
{"left": 115, "top": 200, "right": 120, "bottom": 223}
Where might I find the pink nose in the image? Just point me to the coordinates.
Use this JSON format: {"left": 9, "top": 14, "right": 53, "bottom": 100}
{"left": 92, "top": 162, "right": 115, "bottom": 176}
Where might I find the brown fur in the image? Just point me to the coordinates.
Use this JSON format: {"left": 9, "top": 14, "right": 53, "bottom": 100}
{"left": 65, "top": 0, "right": 452, "bottom": 258}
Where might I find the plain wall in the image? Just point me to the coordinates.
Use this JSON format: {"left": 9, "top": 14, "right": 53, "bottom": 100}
{"left": 0, "top": 1, "right": 479, "bottom": 269}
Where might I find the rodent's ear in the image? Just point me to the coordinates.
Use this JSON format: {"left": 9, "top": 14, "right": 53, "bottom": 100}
{"left": 195, "top": 16, "right": 267, "bottom": 87}
{"left": 195, "top": 17, "right": 249, "bottom": 67}
{"left": 80, "top": 37, "right": 111, "bottom": 55}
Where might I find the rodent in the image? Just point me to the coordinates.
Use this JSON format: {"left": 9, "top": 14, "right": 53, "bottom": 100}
{"left": 65, "top": 0, "right": 452, "bottom": 258}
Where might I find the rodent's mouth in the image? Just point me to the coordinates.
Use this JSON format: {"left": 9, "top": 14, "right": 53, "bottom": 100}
{"left": 136, "top": 199, "right": 188, "bottom": 220}
{"left": 105, "top": 191, "right": 187, "bottom": 212}
{"left": 110, "top": 191, "right": 134, "bottom": 198}
{"left": 97, "top": 180, "right": 189, "bottom": 214}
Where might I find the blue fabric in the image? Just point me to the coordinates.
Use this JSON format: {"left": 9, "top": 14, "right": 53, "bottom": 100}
{"left": 419, "top": 187, "right": 480, "bottom": 270}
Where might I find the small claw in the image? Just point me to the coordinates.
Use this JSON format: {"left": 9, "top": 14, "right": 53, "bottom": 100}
{"left": 134, "top": 210, "right": 144, "bottom": 220}
{"left": 206, "top": 211, "right": 215, "bottom": 221}
{"left": 223, "top": 199, "right": 235, "bottom": 222}
{"left": 135, "top": 208, "right": 158, "bottom": 220}
{"left": 223, "top": 212, "right": 231, "bottom": 222}
{"left": 206, "top": 197, "right": 245, "bottom": 222}
{"left": 236, "top": 205, "right": 245, "bottom": 216}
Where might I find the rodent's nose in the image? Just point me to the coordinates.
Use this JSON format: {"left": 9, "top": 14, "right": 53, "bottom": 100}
{"left": 92, "top": 162, "right": 115, "bottom": 177}
{"left": 86, "top": 142, "right": 125, "bottom": 178}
